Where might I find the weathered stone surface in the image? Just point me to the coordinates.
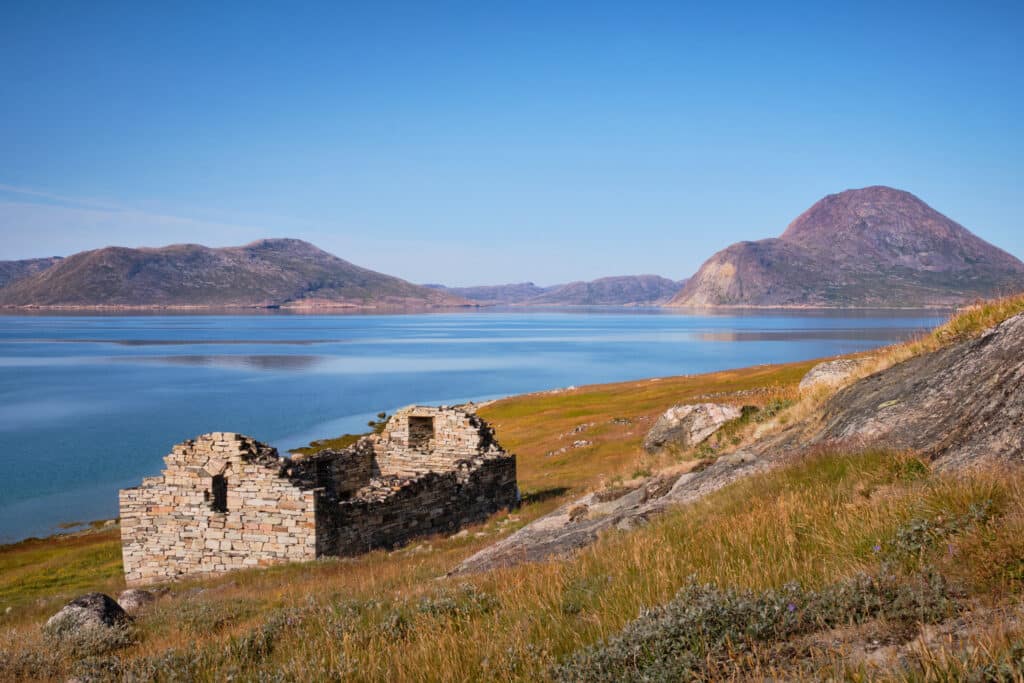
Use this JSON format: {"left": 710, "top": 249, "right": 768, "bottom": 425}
{"left": 799, "top": 358, "right": 868, "bottom": 392}
{"left": 120, "top": 406, "right": 518, "bottom": 585}
{"left": 119, "top": 433, "right": 317, "bottom": 585}
{"left": 717, "top": 451, "right": 758, "bottom": 466}
{"left": 117, "top": 589, "right": 157, "bottom": 616}
{"left": 453, "top": 458, "right": 764, "bottom": 575}
{"left": 783, "top": 311, "right": 1024, "bottom": 471}
{"left": 44, "top": 593, "right": 130, "bottom": 637}
{"left": 643, "top": 402, "right": 741, "bottom": 453}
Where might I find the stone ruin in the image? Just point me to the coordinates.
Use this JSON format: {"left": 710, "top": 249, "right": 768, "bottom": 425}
{"left": 119, "top": 406, "right": 518, "bottom": 585}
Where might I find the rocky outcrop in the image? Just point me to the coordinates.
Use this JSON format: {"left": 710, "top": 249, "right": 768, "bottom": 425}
{"left": 799, "top": 358, "right": 869, "bottom": 392}
{"left": 457, "top": 311, "right": 1024, "bottom": 574}
{"left": 454, "top": 457, "right": 764, "bottom": 574}
{"left": 643, "top": 403, "right": 741, "bottom": 453}
{"left": 670, "top": 186, "right": 1024, "bottom": 307}
{"left": 784, "top": 312, "right": 1024, "bottom": 470}
{"left": 44, "top": 593, "right": 130, "bottom": 639}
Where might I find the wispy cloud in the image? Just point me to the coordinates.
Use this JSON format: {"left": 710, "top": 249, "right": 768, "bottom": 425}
{"left": 0, "top": 184, "right": 125, "bottom": 212}
{"left": 0, "top": 183, "right": 286, "bottom": 259}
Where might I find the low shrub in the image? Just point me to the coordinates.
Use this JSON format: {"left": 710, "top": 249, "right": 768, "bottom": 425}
{"left": 555, "top": 568, "right": 957, "bottom": 682}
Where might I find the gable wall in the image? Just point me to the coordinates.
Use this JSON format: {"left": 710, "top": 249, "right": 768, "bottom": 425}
{"left": 119, "top": 433, "right": 319, "bottom": 586}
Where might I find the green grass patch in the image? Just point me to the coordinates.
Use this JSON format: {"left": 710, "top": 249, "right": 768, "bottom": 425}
{"left": 0, "top": 529, "right": 123, "bottom": 613}
{"left": 289, "top": 432, "right": 365, "bottom": 456}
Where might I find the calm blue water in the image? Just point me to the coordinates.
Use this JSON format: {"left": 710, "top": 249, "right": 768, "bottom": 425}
{"left": 0, "top": 309, "right": 946, "bottom": 542}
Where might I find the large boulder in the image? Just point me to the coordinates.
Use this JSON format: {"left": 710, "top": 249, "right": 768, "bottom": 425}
{"left": 44, "top": 593, "right": 131, "bottom": 652}
{"left": 117, "top": 588, "right": 157, "bottom": 616}
{"left": 643, "top": 403, "right": 741, "bottom": 453}
{"left": 799, "top": 358, "right": 867, "bottom": 392}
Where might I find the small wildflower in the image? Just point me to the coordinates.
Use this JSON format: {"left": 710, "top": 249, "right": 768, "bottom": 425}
{"left": 787, "top": 603, "right": 797, "bottom": 612}
{"left": 872, "top": 544, "right": 882, "bottom": 553}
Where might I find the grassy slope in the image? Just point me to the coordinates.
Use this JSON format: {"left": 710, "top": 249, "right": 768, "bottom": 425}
{"left": 0, "top": 530, "right": 123, "bottom": 612}
{"left": 0, "top": 359, "right": 810, "bottom": 621}
{"left": 3, "top": 294, "right": 1024, "bottom": 680}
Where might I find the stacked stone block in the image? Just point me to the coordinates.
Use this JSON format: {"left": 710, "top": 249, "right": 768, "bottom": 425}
{"left": 119, "top": 407, "right": 518, "bottom": 585}
{"left": 286, "top": 438, "right": 379, "bottom": 498}
{"left": 326, "top": 448, "right": 519, "bottom": 555}
{"left": 374, "top": 405, "right": 503, "bottom": 475}
{"left": 119, "top": 433, "right": 320, "bottom": 585}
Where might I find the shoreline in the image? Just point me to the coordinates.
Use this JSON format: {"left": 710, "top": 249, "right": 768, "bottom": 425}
{"left": 0, "top": 302, "right": 961, "bottom": 314}
{"left": 0, "top": 363, "right": 790, "bottom": 548}
{"left": 0, "top": 309, "right": 950, "bottom": 545}
{"left": 0, "top": 518, "right": 119, "bottom": 550}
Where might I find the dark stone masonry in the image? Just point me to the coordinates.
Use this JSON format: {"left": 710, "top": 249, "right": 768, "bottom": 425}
{"left": 119, "top": 405, "right": 519, "bottom": 585}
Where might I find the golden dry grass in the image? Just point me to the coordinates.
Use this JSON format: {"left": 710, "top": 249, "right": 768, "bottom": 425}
{"left": 480, "top": 360, "right": 809, "bottom": 495}
{"left": 3, "top": 296, "right": 1024, "bottom": 680}
{"left": 5, "top": 450, "right": 1022, "bottom": 681}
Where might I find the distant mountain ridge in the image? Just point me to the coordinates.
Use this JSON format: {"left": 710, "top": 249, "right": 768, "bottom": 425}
{"left": 424, "top": 282, "right": 552, "bottom": 304}
{"left": 4, "top": 187, "right": 1019, "bottom": 310}
{"left": 429, "top": 275, "right": 685, "bottom": 306}
{"left": 670, "top": 186, "right": 1024, "bottom": 308}
{"left": 0, "top": 257, "right": 63, "bottom": 288}
{"left": 528, "top": 275, "right": 683, "bottom": 305}
{"left": 0, "top": 239, "right": 469, "bottom": 309}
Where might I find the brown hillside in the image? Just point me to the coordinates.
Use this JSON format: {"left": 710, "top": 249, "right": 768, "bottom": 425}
{"left": 671, "top": 186, "right": 1024, "bottom": 307}
{"left": 0, "top": 239, "right": 469, "bottom": 309}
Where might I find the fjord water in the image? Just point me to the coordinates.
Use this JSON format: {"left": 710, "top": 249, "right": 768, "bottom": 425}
{"left": 0, "top": 310, "right": 946, "bottom": 542}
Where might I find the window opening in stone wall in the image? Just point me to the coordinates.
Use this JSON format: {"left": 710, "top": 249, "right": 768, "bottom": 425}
{"left": 316, "top": 460, "right": 331, "bottom": 489}
{"left": 211, "top": 474, "right": 228, "bottom": 513}
{"left": 408, "top": 416, "right": 435, "bottom": 449}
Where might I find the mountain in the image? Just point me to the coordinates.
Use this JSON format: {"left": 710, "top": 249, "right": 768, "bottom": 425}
{"left": 424, "top": 282, "right": 552, "bottom": 304}
{"left": 0, "top": 239, "right": 469, "bottom": 309}
{"left": 528, "top": 275, "right": 684, "bottom": 305}
{"left": 0, "top": 257, "right": 62, "bottom": 288}
{"left": 430, "top": 276, "right": 685, "bottom": 306}
{"left": 670, "top": 186, "right": 1024, "bottom": 308}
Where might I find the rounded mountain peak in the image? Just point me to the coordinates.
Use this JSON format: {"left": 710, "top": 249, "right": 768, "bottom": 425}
{"left": 777, "top": 186, "right": 1022, "bottom": 272}
{"left": 670, "top": 186, "right": 1024, "bottom": 308}
{"left": 242, "top": 238, "right": 322, "bottom": 252}
{"left": 781, "top": 186, "right": 945, "bottom": 243}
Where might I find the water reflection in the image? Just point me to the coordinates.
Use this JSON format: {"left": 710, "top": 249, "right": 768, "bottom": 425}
{"left": 693, "top": 329, "right": 925, "bottom": 342}
{"left": 124, "top": 354, "right": 323, "bottom": 371}
{"left": 13, "top": 338, "right": 336, "bottom": 346}
{"left": 0, "top": 310, "right": 951, "bottom": 542}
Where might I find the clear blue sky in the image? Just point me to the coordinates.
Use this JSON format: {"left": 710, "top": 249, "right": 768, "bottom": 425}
{"left": 1, "top": 1, "right": 1021, "bottom": 286}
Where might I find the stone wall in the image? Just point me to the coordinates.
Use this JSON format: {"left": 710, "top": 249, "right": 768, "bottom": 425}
{"left": 325, "top": 452, "right": 519, "bottom": 556}
{"left": 119, "top": 407, "right": 518, "bottom": 585}
{"left": 286, "top": 438, "right": 379, "bottom": 499}
{"left": 374, "top": 405, "right": 501, "bottom": 475}
{"left": 119, "top": 433, "right": 320, "bottom": 586}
